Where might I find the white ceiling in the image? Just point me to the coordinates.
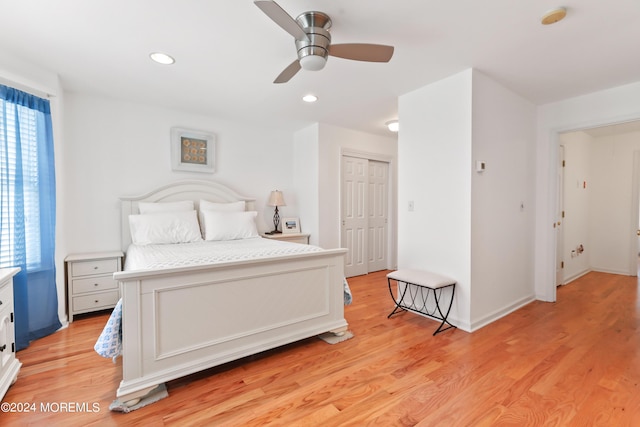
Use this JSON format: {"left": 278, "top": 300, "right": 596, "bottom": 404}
{"left": 0, "top": 0, "right": 639, "bottom": 137}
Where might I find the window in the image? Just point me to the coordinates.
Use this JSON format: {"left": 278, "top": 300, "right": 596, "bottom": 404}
{"left": 0, "top": 103, "right": 42, "bottom": 269}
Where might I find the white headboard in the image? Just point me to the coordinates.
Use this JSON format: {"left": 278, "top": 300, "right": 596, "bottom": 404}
{"left": 120, "top": 180, "right": 256, "bottom": 251}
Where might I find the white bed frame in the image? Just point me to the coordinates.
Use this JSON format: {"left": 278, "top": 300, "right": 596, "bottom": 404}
{"left": 113, "top": 180, "right": 348, "bottom": 403}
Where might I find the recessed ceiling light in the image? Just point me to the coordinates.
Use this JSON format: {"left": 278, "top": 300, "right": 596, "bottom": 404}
{"left": 150, "top": 52, "right": 175, "bottom": 65}
{"left": 386, "top": 120, "right": 399, "bottom": 132}
{"left": 302, "top": 94, "right": 318, "bottom": 103}
{"left": 541, "top": 7, "right": 567, "bottom": 25}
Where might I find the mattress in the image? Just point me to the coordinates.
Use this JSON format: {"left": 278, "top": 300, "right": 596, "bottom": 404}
{"left": 124, "top": 236, "right": 323, "bottom": 271}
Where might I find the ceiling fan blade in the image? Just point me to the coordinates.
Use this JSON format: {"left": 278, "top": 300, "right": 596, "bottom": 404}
{"left": 274, "top": 59, "right": 301, "bottom": 83}
{"left": 328, "top": 44, "right": 394, "bottom": 62}
{"left": 254, "top": 0, "right": 309, "bottom": 41}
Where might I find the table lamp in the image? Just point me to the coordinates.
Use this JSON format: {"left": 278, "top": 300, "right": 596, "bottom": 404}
{"left": 267, "top": 190, "right": 285, "bottom": 234}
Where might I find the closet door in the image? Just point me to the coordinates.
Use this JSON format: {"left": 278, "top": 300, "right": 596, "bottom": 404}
{"left": 367, "top": 160, "right": 388, "bottom": 272}
{"left": 342, "top": 156, "right": 368, "bottom": 277}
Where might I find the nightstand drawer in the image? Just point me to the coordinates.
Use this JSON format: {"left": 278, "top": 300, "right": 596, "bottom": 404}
{"left": 0, "top": 283, "right": 11, "bottom": 310}
{"left": 71, "top": 258, "right": 119, "bottom": 277}
{"left": 73, "top": 291, "right": 119, "bottom": 311}
{"left": 72, "top": 276, "right": 118, "bottom": 294}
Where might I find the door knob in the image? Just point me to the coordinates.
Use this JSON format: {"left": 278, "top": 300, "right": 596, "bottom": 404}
{"left": 637, "top": 229, "right": 640, "bottom": 236}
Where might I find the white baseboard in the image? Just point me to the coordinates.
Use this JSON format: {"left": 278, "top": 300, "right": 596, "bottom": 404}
{"left": 591, "top": 267, "right": 635, "bottom": 276}
{"left": 563, "top": 268, "right": 591, "bottom": 284}
{"left": 469, "top": 294, "right": 536, "bottom": 332}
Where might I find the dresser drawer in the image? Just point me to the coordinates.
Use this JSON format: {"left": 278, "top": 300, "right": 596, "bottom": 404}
{"left": 71, "top": 258, "right": 119, "bottom": 277}
{"left": 73, "top": 290, "right": 119, "bottom": 311}
{"left": 72, "top": 275, "right": 118, "bottom": 294}
{"left": 0, "top": 282, "right": 12, "bottom": 311}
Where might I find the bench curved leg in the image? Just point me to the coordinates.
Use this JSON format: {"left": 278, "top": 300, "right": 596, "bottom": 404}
{"left": 432, "top": 284, "right": 456, "bottom": 335}
{"left": 387, "top": 278, "right": 409, "bottom": 318}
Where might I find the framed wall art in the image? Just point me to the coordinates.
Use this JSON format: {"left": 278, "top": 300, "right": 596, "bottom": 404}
{"left": 170, "top": 127, "right": 216, "bottom": 173}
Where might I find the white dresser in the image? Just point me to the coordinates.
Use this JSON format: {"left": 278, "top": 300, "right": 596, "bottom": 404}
{"left": 0, "top": 267, "right": 21, "bottom": 402}
{"left": 65, "top": 251, "right": 123, "bottom": 322}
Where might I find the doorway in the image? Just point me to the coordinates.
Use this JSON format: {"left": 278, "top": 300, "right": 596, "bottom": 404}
{"left": 341, "top": 155, "right": 391, "bottom": 277}
{"left": 556, "top": 145, "right": 565, "bottom": 286}
{"left": 632, "top": 151, "right": 640, "bottom": 276}
{"left": 555, "top": 121, "right": 640, "bottom": 288}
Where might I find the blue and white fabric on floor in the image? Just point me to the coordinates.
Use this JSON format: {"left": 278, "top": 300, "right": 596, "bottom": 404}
{"left": 343, "top": 278, "right": 353, "bottom": 305}
{"left": 94, "top": 298, "right": 122, "bottom": 360}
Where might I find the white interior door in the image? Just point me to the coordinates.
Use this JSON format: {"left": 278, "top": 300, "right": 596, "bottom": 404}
{"left": 367, "top": 160, "right": 388, "bottom": 272}
{"left": 342, "top": 156, "right": 368, "bottom": 277}
{"left": 632, "top": 151, "right": 640, "bottom": 276}
{"left": 556, "top": 145, "right": 565, "bottom": 286}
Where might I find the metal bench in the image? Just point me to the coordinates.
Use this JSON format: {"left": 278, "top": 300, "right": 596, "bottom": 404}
{"left": 387, "top": 269, "right": 457, "bottom": 335}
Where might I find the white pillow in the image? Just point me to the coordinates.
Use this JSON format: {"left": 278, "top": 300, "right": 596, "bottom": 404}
{"left": 138, "top": 200, "right": 194, "bottom": 214}
{"left": 199, "top": 200, "right": 245, "bottom": 212}
{"left": 129, "top": 210, "right": 203, "bottom": 245}
{"left": 202, "top": 211, "right": 259, "bottom": 241}
{"left": 199, "top": 200, "right": 246, "bottom": 236}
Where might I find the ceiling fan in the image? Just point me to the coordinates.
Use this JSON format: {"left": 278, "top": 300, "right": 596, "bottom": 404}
{"left": 254, "top": 0, "right": 394, "bottom": 83}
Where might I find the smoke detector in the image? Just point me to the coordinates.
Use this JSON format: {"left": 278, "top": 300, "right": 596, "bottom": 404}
{"left": 541, "top": 7, "right": 567, "bottom": 25}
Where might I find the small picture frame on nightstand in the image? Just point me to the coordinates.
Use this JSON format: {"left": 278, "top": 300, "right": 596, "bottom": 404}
{"left": 282, "top": 217, "right": 300, "bottom": 234}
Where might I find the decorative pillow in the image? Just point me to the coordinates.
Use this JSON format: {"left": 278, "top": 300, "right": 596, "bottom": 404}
{"left": 138, "top": 200, "right": 194, "bottom": 214}
{"left": 199, "top": 200, "right": 245, "bottom": 212}
{"left": 129, "top": 210, "right": 203, "bottom": 245}
{"left": 199, "top": 200, "right": 246, "bottom": 236}
{"left": 202, "top": 211, "right": 259, "bottom": 241}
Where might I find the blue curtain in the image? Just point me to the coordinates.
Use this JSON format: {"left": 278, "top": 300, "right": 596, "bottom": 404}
{"left": 0, "top": 84, "right": 61, "bottom": 350}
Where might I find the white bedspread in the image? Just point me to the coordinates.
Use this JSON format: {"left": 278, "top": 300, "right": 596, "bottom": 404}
{"left": 124, "top": 237, "right": 323, "bottom": 271}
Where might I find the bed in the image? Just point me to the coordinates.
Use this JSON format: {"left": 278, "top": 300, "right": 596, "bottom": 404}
{"left": 106, "top": 180, "right": 348, "bottom": 405}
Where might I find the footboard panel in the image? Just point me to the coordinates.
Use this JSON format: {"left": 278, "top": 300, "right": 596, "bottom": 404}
{"left": 115, "top": 249, "right": 347, "bottom": 400}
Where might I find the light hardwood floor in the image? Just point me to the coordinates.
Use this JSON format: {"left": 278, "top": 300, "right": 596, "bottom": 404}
{"left": 3, "top": 270, "right": 640, "bottom": 426}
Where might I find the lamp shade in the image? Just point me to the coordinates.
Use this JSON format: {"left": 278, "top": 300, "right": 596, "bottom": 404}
{"left": 268, "top": 190, "right": 286, "bottom": 207}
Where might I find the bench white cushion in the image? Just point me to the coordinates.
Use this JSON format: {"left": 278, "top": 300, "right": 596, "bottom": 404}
{"left": 387, "top": 269, "right": 455, "bottom": 289}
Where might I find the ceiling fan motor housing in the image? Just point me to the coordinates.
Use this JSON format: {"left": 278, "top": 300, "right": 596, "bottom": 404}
{"left": 295, "top": 11, "right": 332, "bottom": 71}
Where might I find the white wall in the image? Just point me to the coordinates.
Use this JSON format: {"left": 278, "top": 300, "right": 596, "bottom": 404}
{"left": 470, "top": 71, "right": 536, "bottom": 329}
{"left": 398, "top": 69, "right": 536, "bottom": 331}
{"left": 535, "top": 81, "right": 640, "bottom": 301}
{"left": 293, "top": 124, "right": 320, "bottom": 243}
{"left": 559, "top": 131, "right": 592, "bottom": 281}
{"left": 589, "top": 131, "right": 640, "bottom": 275}
{"left": 398, "top": 69, "right": 473, "bottom": 329}
{"left": 63, "top": 93, "right": 295, "bottom": 256}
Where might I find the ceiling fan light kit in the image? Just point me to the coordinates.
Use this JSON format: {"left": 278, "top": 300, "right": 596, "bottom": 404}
{"left": 255, "top": 0, "right": 394, "bottom": 83}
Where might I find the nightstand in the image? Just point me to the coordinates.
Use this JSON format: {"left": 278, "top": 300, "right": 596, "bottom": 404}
{"left": 261, "top": 233, "right": 310, "bottom": 245}
{"left": 65, "top": 251, "right": 123, "bottom": 322}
